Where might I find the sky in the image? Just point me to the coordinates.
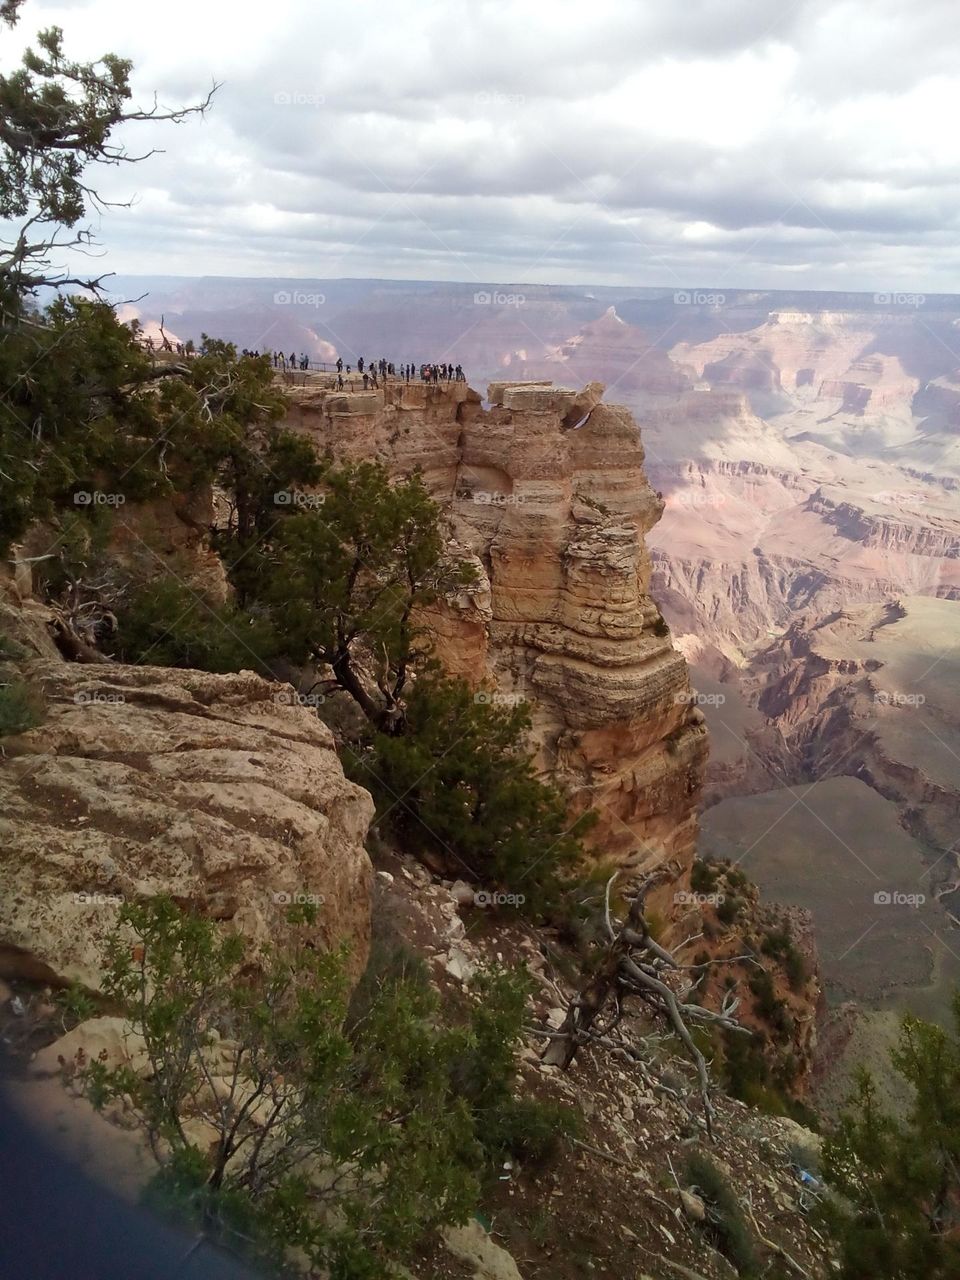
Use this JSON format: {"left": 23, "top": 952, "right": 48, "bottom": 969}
{"left": 4, "top": 0, "right": 960, "bottom": 290}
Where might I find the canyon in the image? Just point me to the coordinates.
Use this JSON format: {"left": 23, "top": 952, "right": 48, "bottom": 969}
{"left": 7, "top": 276, "right": 958, "bottom": 1269}
{"left": 117, "top": 279, "right": 960, "bottom": 996}
{"left": 281, "top": 375, "right": 708, "bottom": 885}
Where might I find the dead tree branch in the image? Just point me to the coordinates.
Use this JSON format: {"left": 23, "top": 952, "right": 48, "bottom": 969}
{"left": 539, "top": 869, "right": 750, "bottom": 1139}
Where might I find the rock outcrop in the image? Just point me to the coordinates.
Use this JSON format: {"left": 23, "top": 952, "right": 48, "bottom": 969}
{"left": 0, "top": 635, "right": 374, "bottom": 988}
{"left": 746, "top": 596, "right": 960, "bottom": 859}
{"left": 283, "top": 377, "right": 709, "bottom": 883}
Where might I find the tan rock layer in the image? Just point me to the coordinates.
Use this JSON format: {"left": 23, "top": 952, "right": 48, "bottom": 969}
{"left": 0, "top": 661, "right": 373, "bottom": 988}
{"left": 283, "top": 377, "right": 708, "bottom": 878}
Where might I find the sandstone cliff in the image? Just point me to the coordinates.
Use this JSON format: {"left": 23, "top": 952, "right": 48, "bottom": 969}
{"left": 283, "top": 377, "right": 709, "bottom": 885}
{"left": 0, "top": 586, "right": 374, "bottom": 988}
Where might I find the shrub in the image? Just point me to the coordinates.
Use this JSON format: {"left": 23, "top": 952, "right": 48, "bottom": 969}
{"left": 761, "top": 927, "right": 808, "bottom": 992}
{"left": 718, "top": 1029, "right": 815, "bottom": 1126}
{"left": 450, "top": 967, "right": 579, "bottom": 1167}
{"left": 717, "top": 895, "right": 742, "bottom": 926}
{"left": 685, "top": 1151, "right": 760, "bottom": 1276}
{"left": 690, "top": 859, "right": 719, "bottom": 893}
{"left": 0, "top": 675, "right": 44, "bottom": 737}
{"left": 348, "top": 672, "right": 595, "bottom": 913}
{"left": 80, "top": 896, "right": 555, "bottom": 1278}
{"left": 237, "top": 461, "right": 476, "bottom": 733}
{"left": 821, "top": 994, "right": 960, "bottom": 1279}
{"left": 112, "top": 576, "right": 277, "bottom": 674}
{"left": 0, "top": 635, "right": 44, "bottom": 736}
{"left": 748, "top": 968, "right": 790, "bottom": 1033}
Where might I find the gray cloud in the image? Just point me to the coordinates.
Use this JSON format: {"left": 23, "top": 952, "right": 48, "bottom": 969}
{"left": 6, "top": 0, "right": 960, "bottom": 288}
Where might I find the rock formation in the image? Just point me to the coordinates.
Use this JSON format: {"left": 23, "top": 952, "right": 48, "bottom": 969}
{"left": 523, "top": 304, "right": 694, "bottom": 394}
{"left": 0, "top": 586, "right": 373, "bottom": 988}
{"left": 283, "top": 377, "right": 709, "bottom": 884}
{"left": 746, "top": 596, "right": 960, "bottom": 861}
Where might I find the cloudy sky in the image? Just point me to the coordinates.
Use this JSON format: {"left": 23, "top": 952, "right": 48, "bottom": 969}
{"left": 5, "top": 0, "right": 960, "bottom": 290}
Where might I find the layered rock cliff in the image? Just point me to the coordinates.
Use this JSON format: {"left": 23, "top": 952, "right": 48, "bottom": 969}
{"left": 746, "top": 596, "right": 960, "bottom": 860}
{"left": 283, "top": 378, "right": 709, "bottom": 882}
{"left": 0, "top": 584, "right": 374, "bottom": 988}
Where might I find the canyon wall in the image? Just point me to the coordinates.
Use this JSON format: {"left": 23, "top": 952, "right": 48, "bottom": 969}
{"left": 282, "top": 378, "right": 708, "bottom": 882}
{"left": 747, "top": 596, "right": 960, "bottom": 860}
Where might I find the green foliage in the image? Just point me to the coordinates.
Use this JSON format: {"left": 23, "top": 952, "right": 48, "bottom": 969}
{"left": 725, "top": 865, "right": 750, "bottom": 892}
{"left": 0, "top": 673, "right": 44, "bottom": 736}
{"left": 748, "top": 967, "right": 792, "bottom": 1036}
{"left": 212, "top": 424, "right": 323, "bottom": 605}
{"left": 761, "top": 927, "right": 808, "bottom": 992}
{"left": 0, "top": 630, "right": 25, "bottom": 661}
{"left": 54, "top": 982, "right": 98, "bottom": 1033}
{"left": 821, "top": 994, "right": 960, "bottom": 1279}
{"left": 1, "top": 5, "right": 209, "bottom": 294}
{"left": 81, "top": 896, "right": 557, "bottom": 1278}
{"left": 233, "top": 460, "right": 476, "bottom": 731}
{"left": 0, "top": 292, "right": 286, "bottom": 557}
{"left": 0, "top": 631, "right": 44, "bottom": 736}
{"left": 717, "top": 895, "right": 742, "bottom": 925}
{"left": 716, "top": 1028, "right": 815, "bottom": 1126}
{"left": 348, "top": 672, "right": 595, "bottom": 911}
{"left": 111, "top": 575, "right": 277, "bottom": 674}
{"left": 1, "top": 25, "right": 134, "bottom": 233}
{"left": 685, "top": 1151, "right": 760, "bottom": 1277}
{"left": 452, "top": 967, "right": 579, "bottom": 1167}
{"left": 690, "top": 858, "right": 719, "bottom": 894}
{"left": 345, "top": 910, "right": 432, "bottom": 1033}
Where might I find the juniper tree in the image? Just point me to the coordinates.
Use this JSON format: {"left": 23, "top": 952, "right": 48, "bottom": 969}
{"left": 241, "top": 462, "right": 476, "bottom": 733}
{"left": 77, "top": 896, "right": 550, "bottom": 1279}
{"left": 822, "top": 995, "right": 960, "bottom": 1279}
{"left": 1, "top": 6, "right": 214, "bottom": 297}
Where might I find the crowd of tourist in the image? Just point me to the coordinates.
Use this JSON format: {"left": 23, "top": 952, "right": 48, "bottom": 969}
{"left": 270, "top": 350, "right": 465, "bottom": 389}
{"left": 136, "top": 336, "right": 466, "bottom": 389}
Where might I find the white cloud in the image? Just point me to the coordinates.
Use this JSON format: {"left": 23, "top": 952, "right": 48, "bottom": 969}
{"left": 4, "top": 0, "right": 960, "bottom": 288}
